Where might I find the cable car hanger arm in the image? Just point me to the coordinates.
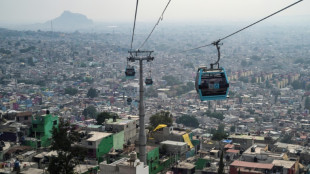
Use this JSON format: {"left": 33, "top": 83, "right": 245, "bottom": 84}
{"left": 210, "top": 40, "right": 223, "bottom": 69}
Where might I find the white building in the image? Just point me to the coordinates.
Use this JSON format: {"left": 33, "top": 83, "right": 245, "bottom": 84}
{"left": 99, "top": 152, "right": 149, "bottom": 174}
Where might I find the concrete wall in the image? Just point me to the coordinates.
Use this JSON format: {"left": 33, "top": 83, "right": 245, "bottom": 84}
{"left": 106, "top": 119, "right": 137, "bottom": 144}
{"left": 100, "top": 159, "right": 149, "bottom": 174}
{"left": 160, "top": 142, "right": 187, "bottom": 156}
{"left": 113, "top": 131, "right": 124, "bottom": 150}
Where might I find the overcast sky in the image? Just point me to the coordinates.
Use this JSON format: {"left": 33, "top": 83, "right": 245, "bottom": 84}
{"left": 0, "top": 0, "right": 309, "bottom": 24}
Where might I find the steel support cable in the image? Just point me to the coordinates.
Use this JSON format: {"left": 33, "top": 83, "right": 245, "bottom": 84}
{"left": 138, "top": 0, "right": 172, "bottom": 50}
{"left": 130, "top": 0, "right": 139, "bottom": 51}
{"left": 179, "top": 0, "right": 303, "bottom": 53}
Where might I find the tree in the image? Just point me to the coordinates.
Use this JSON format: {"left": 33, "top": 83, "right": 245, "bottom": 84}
{"left": 212, "top": 124, "right": 228, "bottom": 141}
{"left": 292, "top": 80, "right": 303, "bottom": 90}
{"left": 0, "top": 48, "right": 11, "bottom": 54}
{"left": 251, "top": 55, "right": 261, "bottom": 61}
{"left": 280, "top": 134, "right": 293, "bottom": 144}
{"left": 247, "top": 109, "right": 255, "bottom": 115}
{"left": 145, "top": 87, "right": 158, "bottom": 98}
{"left": 230, "top": 126, "right": 235, "bottom": 133}
{"left": 265, "top": 80, "right": 272, "bottom": 88}
{"left": 80, "top": 62, "right": 87, "bottom": 67}
{"left": 172, "top": 82, "right": 194, "bottom": 96}
{"left": 82, "top": 105, "right": 97, "bottom": 118}
{"left": 287, "top": 109, "right": 293, "bottom": 115}
{"left": 183, "top": 62, "right": 195, "bottom": 69}
{"left": 27, "top": 57, "right": 35, "bottom": 66}
{"left": 241, "top": 60, "right": 247, "bottom": 66}
{"left": 48, "top": 119, "right": 87, "bottom": 174}
{"left": 272, "top": 90, "right": 281, "bottom": 104}
{"left": 251, "top": 77, "right": 256, "bottom": 83}
{"left": 149, "top": 111, "right": 173, "bottom": 128}
{"left": 305, "top": 97, "right": 310, "bottom": 110}
{"left": 87, "top": 88, "right": 98, "bottom": 98}
{"left": 205, "top": 110, "right": 225, "bottom": 120}
{"left": 261, "top": 76, "right": 265, "bottom": 82}
{"left": 65, "top": 87, "right": 78, "bottom": 96}
{"left": 218, "top": 151, "right": 224, "bottom": 174}
{"left": 306, "top": 84, "right": 310, "bottom": 91}
{"left": 96, "top": 112, "right": 118, "bottom": 125}
{"left": 239, "top": 77, "right": 249, "bottom": 83}
{"left": 162, "top": 75, "right": 181, "bottom": 86}
{"left": 176, "top": 115, "right": 199, "bottom": 128}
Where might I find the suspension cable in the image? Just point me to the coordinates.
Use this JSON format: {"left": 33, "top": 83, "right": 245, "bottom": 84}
{"left": 180, "top": 0, "right": 303, "bottom": 53}
{"left": 130, "top": 0, "right": 139, "bottom": 51}
{"left": 138, "top": 0, "right": 172, "bottom": 50}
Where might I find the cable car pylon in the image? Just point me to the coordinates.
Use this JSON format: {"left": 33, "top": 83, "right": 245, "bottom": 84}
{"left": 127, "top": 50, "right": 154, "bottom": 164}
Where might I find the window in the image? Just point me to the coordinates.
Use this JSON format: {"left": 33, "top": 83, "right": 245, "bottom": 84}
{"left": 53, "top": 120, "right": 57, "bottom": 125}
{"left": 24, "top": 116, "right": 28, "bottom": 120}
{"left": 88, "top": 142, "right": 92, "bottom": 146}
{"left": 17, "top": 117, "right": 20, "bottom": 122}
{"left": 33, "top": 124, "right": 37, "bottom": 128}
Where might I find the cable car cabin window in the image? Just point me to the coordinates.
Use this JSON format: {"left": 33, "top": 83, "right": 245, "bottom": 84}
{"left": 199, "top": 73, "right": 228, "bottom": 96}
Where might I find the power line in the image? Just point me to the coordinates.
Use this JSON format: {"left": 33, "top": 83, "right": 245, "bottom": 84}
{"left": 138, "top": 0, "right": 172, "bottom": 50}
{"left": 130, "top": 0, "right": 139, "bottom": 51}
{"left": 180, "top": 0, "right": 303, "bottom": 53}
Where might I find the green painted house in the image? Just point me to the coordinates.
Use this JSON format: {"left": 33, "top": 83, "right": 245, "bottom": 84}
{"left": 81, "top": 130, "right": 125, "bottom": 163}
{"left": 25, "top": 114, "right": 59, "bottom": 148}
{"left": 82, "top": 131, "right": 113, "bottom": 163}
{"left": 112, "top": 130, "right": 124, "bottom": 150}
{"left": 147, "top": 146, "right": 180, "bottom": 174}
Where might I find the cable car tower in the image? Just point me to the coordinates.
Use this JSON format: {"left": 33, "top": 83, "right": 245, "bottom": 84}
{"left": 127, "top": 50, "right": 154, "bottom": 164}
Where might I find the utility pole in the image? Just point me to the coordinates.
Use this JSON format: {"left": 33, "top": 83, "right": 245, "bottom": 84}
{"left": 128, "top": 50, "right": 154, "bottom": 164}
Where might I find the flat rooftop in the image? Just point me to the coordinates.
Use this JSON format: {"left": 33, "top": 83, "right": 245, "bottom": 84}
{"left": 174, "top": 162, "right": 195, "bottom": 169}
{"left": 230, "top": 161, "right": 273, "bottom": 170}
{"left": 229, "top": 134, "right": 265, "bottom": 141}
{"left": 106, "top": 119, "right": 134, "bottom": 125}
{"left": 272, "top": 160, "right": 295, "bottom": 168}
{"left": 160, "top": 140, "right": 187, "bottom": 146}
{"left": 87, "top": 131, "right": 112, "bottom": 141}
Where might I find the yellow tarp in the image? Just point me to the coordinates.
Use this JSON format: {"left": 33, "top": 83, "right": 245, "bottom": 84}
{"left": 153, "top": 124, "right": 167, "bottom": 132}
{"left": 183, "top": 133, "right": 194, "bottom": 149}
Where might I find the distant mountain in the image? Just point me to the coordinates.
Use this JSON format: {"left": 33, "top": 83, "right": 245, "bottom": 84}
{"left": 50, "top": 11, "right": 93, "bottom": 27}
{"left": 41, "top": 11, "right": 94, "bottom": 32}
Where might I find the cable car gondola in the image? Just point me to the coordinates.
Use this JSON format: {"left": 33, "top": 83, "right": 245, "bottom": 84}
{"left": 145, "top": 78, "right": 153, "bottom": 86}
{"left": 195, "top": 67, "right": 229, "bottom": 101}
{"left": 127, "top": 97, "right": 132, "bottom": 105}
{"left": 195, "top": 40, "right": 229, "bottom": 101}
{"left": 125, "top": 66, "right": 135, "bottom": 79}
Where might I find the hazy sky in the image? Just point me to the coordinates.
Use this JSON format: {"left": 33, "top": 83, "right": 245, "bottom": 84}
{"left": 0, "top": 0, "right": 309, "bottom": 24}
